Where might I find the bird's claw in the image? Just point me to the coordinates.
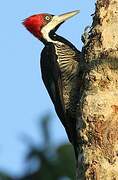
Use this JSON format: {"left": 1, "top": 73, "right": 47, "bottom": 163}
{"left": 81, "top": 26, "right": 91, "bottom": 46}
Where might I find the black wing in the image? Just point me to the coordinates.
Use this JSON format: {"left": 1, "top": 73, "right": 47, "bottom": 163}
{"left": 40, "top": 42, "right": 66, "bottom": 126}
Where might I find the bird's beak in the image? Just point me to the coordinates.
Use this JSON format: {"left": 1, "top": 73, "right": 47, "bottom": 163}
{"left": 46, "top": 10, "right": 80, "bottom": 33}
{"left": 57, "top": 10, "right": 80, "bottom": 23}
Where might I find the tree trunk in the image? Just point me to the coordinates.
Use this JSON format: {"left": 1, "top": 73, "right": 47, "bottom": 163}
{"left": 76, "top": 0, "right": 118, "bottom": 179}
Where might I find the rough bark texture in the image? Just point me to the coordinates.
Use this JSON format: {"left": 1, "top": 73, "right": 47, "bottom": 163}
{"left": 76, "top": 0, "right": 118, "bottom": 179}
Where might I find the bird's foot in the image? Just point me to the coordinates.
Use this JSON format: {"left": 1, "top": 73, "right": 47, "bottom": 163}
{"left": 81, "top": 26, "right": 91, "bottom": 46}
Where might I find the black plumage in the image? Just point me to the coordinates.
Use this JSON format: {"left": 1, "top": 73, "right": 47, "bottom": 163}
{"left": 40, "top": 36, "right": 80, "bottom": 159}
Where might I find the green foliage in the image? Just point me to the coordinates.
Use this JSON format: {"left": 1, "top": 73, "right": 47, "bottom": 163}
{"left": 0, "top": 172, "right": 13, "bottom": 180}
{"left": 20, "top": 114, "right": 76, "bottom": 180}
{"left": 0, "top": 114, "right": 75, "bottom": 180}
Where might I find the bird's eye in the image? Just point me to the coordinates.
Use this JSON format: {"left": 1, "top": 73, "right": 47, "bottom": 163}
{"left": 45, "top": 15, "right": 50, "bottom": 21}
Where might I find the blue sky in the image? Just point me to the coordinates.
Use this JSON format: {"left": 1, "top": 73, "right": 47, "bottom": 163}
{"left": 0, "top": 0, "right": 95, "bottom": 176}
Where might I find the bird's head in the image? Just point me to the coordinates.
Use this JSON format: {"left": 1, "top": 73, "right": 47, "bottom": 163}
{"left": 23, "top": 10, "right": 80, "bottom": 42}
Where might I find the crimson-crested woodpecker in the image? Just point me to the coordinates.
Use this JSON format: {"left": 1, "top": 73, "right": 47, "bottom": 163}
{"left": 23, "top": 10, "right": 80, "bottom": 159}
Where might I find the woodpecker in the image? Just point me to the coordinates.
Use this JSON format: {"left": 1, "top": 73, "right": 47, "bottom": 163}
{"left": 23, "top": 10, "right": 80, "bottom": 159}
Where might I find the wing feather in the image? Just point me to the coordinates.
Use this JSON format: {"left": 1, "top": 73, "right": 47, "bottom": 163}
{"left": 40, "top": 43, "right": 66, "bottom": 126}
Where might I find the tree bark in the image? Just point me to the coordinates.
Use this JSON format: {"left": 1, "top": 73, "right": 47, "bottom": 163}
{"left": 76, "top": 0, "right": 118, "bottom": 179}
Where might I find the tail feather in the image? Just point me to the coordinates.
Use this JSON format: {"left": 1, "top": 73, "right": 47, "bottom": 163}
{"left": 65, "top": 114, "right": 78, "bottom": 161}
